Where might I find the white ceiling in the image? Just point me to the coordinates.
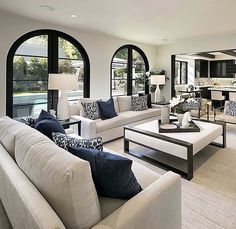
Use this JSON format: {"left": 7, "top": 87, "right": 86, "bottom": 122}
{"left": 1, "top": 0, "right": 236, "bottom": 45}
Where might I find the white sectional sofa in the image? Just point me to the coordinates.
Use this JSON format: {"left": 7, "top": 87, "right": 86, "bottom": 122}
{"left": 69, "top": 96, "right": 161, "bottom": 142}
{"left": 0, "top": 116, "right": 181, "bottom": 229}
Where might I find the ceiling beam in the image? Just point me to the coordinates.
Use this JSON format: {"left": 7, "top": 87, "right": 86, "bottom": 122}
{"left": 195, "top": 53, "right": 215, "bottom": 59}
{"left": 220, "top": 50, "right": 236, "bottom": 57}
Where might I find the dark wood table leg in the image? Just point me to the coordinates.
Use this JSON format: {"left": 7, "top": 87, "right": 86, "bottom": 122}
{"left": 187, "top": 144, "right": 193, "bottom": 180}
{"left": 78, "top": 122, "right": 81, "bottom": 136}
{"left": 124, "top": 138, "right": 129, "bottom": 152}
{"left": 222, "top": 122, "right": 226, "bottom": 148}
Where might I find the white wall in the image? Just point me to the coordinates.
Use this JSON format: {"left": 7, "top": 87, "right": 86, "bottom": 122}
{"left": 0, "top": 10, "right": 157, "bottom": 116}
{"left": 157, "top": 33, "right": 236, "bottom": 100}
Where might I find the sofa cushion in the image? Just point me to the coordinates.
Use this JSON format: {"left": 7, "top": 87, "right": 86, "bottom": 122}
{"left": 215, "top": 113, "right": 236, "bottom": 123}
{"left": 112, "top": 97, "right": 120, "bottom": 113}
{"left": 95, "top": 108, "right": 161, "bottom": 133}
{"left": 96, "top": 115, "right": 125, "bottom": 133}
{"left": 52, "top": 132, "right": 103, "bottom": 151}
{"left": 98, "top": 98, "right": 118, "bottom": 120}
{"left": 0, "top": 117, "right": 30, "bottom": 158}
{"left": 120, "top": 108, "right": 161, "bottom": 126}
{"left": 35, "top": 110, "right": 65, "bottom": 140}
{"left": 131, "top": 95, "right": 148, "bottom": 111}
{"left": 68, "top": 147, "right": 142, "bottom": 199}
{"left": 14, "top": 127, "right": 101, "bottom": 229}
{"left": 69, "top": 101, "right": 80, "bottom": 115}
{"left": 98, "top": 149, "right": 160, "bottom": 219}
{"left": 118, "top": 96, "right": 131, "bottom": 112}
{"left": 99, "top": 196, "right": 127, "bottom": 219}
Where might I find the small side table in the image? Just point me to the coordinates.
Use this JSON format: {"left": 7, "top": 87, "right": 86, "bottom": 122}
{"left": 60, "top": 119, "right": 81, "bottom": 136}
{"left": 152, "top": 102, "right": 170, "bottom": 106}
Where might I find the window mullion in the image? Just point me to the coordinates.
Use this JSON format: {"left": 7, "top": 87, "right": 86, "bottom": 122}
{"left": 47, "top": 32, "right": 58, "bottom": 111}
{"left": 127, "top": 48, "right": 133, "bottom": 95}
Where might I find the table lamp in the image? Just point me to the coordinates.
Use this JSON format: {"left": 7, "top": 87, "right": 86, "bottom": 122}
{"left": 48, "top": 74, "right": 78, "bottom": 121}
{"left": 150, "top": 75, "right": 165, "bottom": 103}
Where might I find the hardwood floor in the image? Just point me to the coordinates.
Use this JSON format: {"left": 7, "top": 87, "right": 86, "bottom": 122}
{"left": 104, "top": 123, "right": 236, "bottom": 229}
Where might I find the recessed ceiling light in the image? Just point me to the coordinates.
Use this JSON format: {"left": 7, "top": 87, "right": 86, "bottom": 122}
{"left": 162, "top": 38, "right": 168, "bottom": 41}
{"left": 40, "top": 5, "right": 55, "bottom": 11}
{"left": 71, "top": 14, "right": 77, "bottom": 18}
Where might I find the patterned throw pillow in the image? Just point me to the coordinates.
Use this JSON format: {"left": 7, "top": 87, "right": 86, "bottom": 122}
{"left": 225, "top": 101, "right": 236, "bottom": 116}
{"left": 131, "top": 95, "right": 148, "bottom": 111}
{"left": 52, "top": 132, "right": 103, "bottom": 151}
{"left": 183, "top": 98, "right": 201, "bottom": 111}
{"left": 81, "top": 101, "right": 100, "bottom": 120}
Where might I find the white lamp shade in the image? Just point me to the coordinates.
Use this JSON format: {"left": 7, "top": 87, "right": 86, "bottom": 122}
{"left": 150, "top": 75, "right": 165, "bottom": 85}
{"left": 48, "top": 74, "right": 78, "bottom": 90}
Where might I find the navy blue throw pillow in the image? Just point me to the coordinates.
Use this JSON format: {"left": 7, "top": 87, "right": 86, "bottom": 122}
{"left": 68, "top": 147, "right": 142, "bottom": 199}
{"left": 139, "top": 93, "right": 152, "bottom": 108}
{"left": 35, "top": 110, "right": 65, "bottom": 140}
{"left": 97, "top": 98, "right": 118, "bottom": 120}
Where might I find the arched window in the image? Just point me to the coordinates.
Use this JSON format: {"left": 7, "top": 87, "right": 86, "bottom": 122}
{"left": 7, "top": 29, "right": 90, "bottom": 118}
{"left": 111, "top": 45, "right": 149, "bottom": 96}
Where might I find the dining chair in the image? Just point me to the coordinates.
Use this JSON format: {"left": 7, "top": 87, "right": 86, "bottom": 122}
{"left": 211, "top": 91, "right": 226, "bottom": 109}
{"left": 229, "top": 92, "right": 236, "bottom": 101}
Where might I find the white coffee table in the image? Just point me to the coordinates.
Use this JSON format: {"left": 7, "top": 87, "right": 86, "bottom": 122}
{"left": 124, "top": 119, "right": 226, "bottom": 180}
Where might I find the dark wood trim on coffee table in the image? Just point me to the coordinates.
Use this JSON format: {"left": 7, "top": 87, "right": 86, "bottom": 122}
{"left": 124, "top": 120, "right": 226, "bottom": 180}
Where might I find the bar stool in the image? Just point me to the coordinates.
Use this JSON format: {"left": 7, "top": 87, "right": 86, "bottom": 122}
{"left": 229, "top": 92, "right": 236, "bottom": 101}
{"left": 211, "top": 91, "right": 226, "bottom": 109}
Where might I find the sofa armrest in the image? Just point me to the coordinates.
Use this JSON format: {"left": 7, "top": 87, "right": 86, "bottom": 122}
{"left": 92, "top": 172, "right": 181, "bottom": 229}
{"left": 70, "top": 115, "right": 97, "bottom": 138}
{"left": 151, "top": 104, "right": 162, "bottom": 109}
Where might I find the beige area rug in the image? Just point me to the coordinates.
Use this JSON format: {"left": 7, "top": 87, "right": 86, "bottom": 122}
{"left": 192, "top": 147, "right": 236, "bottom": 202}
{"left": 104, "top": 123, "right": 236, "bottom": 229}
{"left": 182, "top": 180, "right": 236, "bottom": 229}
{"left": 191, "top": 123, "right": 236, "bottom": 201}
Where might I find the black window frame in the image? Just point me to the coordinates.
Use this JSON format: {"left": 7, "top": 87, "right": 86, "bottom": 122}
{"left": 175, "top": 60, "right": 188, "bottom": 85}
{"left": 6, "top": 29, "right": 90, "bottom": 118}
{"left": 110, "top": 44, "right": 149, "bottom": 97}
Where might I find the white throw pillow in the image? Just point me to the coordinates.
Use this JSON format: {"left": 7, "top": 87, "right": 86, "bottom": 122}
{"left": 118, "top": 96, "right": 132, "bottom": 112}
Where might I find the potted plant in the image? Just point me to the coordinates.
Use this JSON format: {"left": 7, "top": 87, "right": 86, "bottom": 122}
{"left": 169, "top": 96, "right": 192, "bottom": 123}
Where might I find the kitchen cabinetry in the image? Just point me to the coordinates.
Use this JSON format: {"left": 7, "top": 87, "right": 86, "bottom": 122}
{"left": 195, "top": 59, "right": 208, "bottom": 78}
{"left": 197, "top": 86, "right": 211, "bottom": 99}
{"left": 210, "top": 60, "right": 235, "bottom": 78}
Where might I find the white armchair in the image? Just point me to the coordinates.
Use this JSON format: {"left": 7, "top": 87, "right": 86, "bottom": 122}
{"left": 214, "top": 100, "right": 236, "bottom": 124}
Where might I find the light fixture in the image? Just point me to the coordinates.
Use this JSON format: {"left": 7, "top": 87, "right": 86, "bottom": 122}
{"left": 71, "top": 14, "right": 77, "bottom": 18}
{"left": 40, "top": 5, "right": 55, "bottom": 11}
{"left": 150, "top": 75, "right": 166, "bottom": 103}
{"left": 48, "top": 74, "right": 78, "bottom": 121}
